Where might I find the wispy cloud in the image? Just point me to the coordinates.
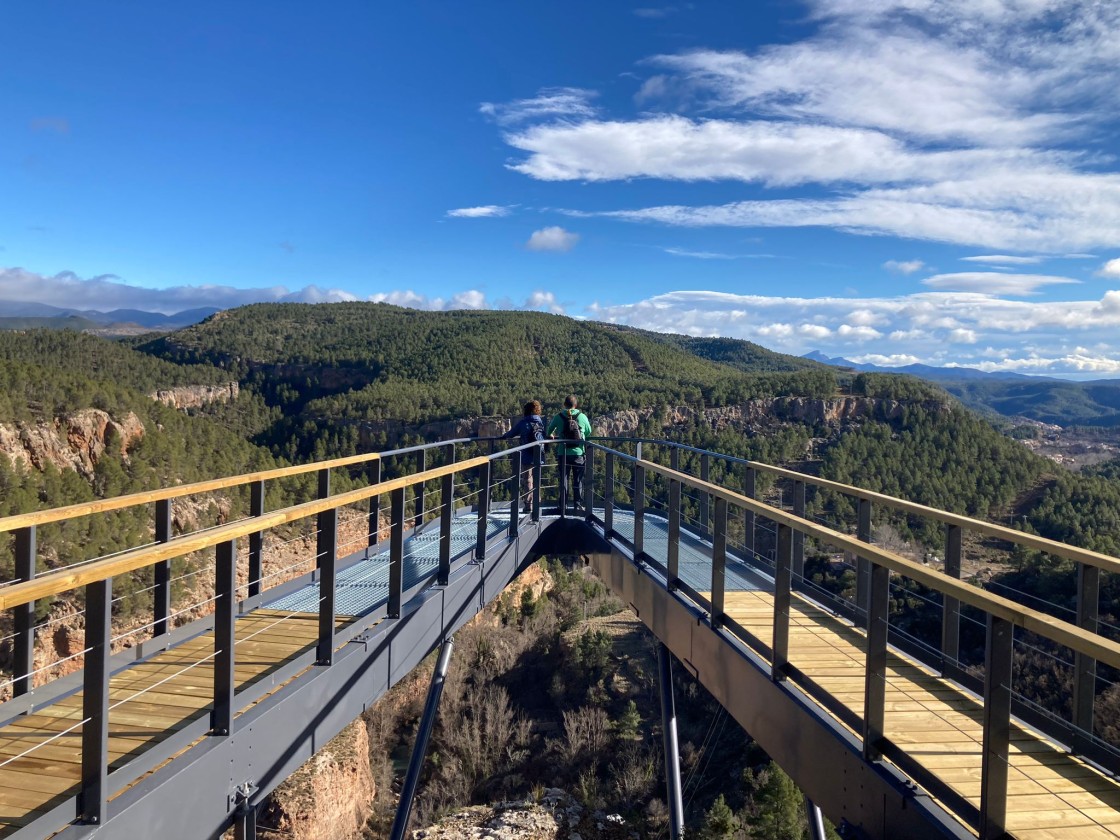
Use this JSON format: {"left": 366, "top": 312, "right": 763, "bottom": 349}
{"left": 480, "top": 87, "right": 597, "bottom": 126}
{"left": 883, "top": 259, "right": 925, "bottom": 274}
{"left": 492, "top": 1, "right": 1120, "bottom": 252}
{"left": 961, "top": 255, "right": 1043, "bottom": 265}
{"left": 921, "top": 272, "right": 1080, "bottom": 295}
{"left": 526, "top": 226, "right": 580, "bottom": 252}
{"left": 446, "top": 205, "right": 514, "bottom": 218}
{"left": 664, "top": 247, "right": 737, "bottom": 259}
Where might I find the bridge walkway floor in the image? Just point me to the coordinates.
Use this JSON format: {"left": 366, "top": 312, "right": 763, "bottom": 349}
{"left": 0, "top": 511, "right": 512, "bottom": 837}
{"left": 605, "top": 510, "right": 1120, "bottom": 840}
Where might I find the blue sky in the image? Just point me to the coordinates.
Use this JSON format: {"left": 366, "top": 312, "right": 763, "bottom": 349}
{"left": 3, "top": 1, "right": 1120, "bottom": 376}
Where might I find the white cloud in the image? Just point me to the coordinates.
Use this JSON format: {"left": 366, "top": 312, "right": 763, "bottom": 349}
{"left": 0, "top": 267, "right": 357, "bottom": 314}
{"left": 368, "top": 287, "right": 567, "bottom": 315}
{"left": 849, "top": 353, "right": 922, "bottom": 366}
{"left": 447, "top": 205, "right": 513, "bottom": 218}
{"left": 1098, "top": 258, "right": 1120, "bottom": 278}
{"left": 525, "top": 290, "right": 566, "bottom": 314}
{"left": 920, "top": 272, "right": 1080, "bottom": 295}
{"left": 883, "top": 259, "right": 925, "bottom": 274}
{"left": 664, "top": 247, "right": 736, "bottom": 260}
{"left": 480, "top": 87, "right": 597, "bottom": 126}
{"left": 492, "top": 2, "right": 1120, "bottom": 252}
{"left": 585, "top": 287, "right": 1120, "bottom": 374}
{"left": 961, "top": 254, "right": 1043, "bottom": 265}
{"left": 526, "top": 226, "right": 580, "bottom": 252}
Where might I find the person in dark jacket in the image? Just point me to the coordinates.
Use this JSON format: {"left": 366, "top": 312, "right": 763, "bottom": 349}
{"left": 499, "top": 400, "right": 545, "bottom": 512}
{"left": 546, "top": 394, "right": 593, "bottom": 510}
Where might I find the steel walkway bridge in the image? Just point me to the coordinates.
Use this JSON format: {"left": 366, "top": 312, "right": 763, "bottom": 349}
{"left": 1, "top": 437, "right": 1120, "bottom": 840}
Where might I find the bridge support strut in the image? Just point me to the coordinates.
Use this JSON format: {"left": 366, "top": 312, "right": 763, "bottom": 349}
{"left": 658, "top": 643, "right": 685, "bottom": 840}
{"left": 389, "top": 635, "right": 456, "bottom": 840}
{"left": 806, "top": 798, "right": 827, "bottom": 840}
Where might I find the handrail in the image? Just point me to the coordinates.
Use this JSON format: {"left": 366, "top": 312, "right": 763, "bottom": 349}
{"left": 0, "top": 455, "right": 491, "bottom": 611}
{"left": 637, "top": 458, "right": 1120, "bottom": 671}
{"left": 0, "top": 437, "right": 483, "bottom": 534}
{"left": 592, "top": 436, "right": 1120, "bottom": 575}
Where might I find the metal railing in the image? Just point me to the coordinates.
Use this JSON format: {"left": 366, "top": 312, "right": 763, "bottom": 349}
{"left": 582, "top": 438, "right": 1120, "bottom": 840}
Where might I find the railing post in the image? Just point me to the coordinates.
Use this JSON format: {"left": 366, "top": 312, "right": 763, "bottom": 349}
{"left": 13, "top": 526, "right": 36, "bottom": 697}
{"left": 669, "top": 446, "right": 680, "bottom": 473}
{"left": 414, "top": 449, "right": 426, "bottom": 529}
{"left": 710, "top": 497, "right": 728, "bottom": 627}
{"left": 317, "top": 501, "right": 338, "bottom": 666}
{"left": 743, "top": 466, "right": 756, "bottom": 561}
{"left": 1073, "top": 561, "right": 1100, "bottom": 751}
{"left": 667, "top": 478, "right": 681, "bottom": 589}
{"left": 508, "top": 450, "right": 522, "bottom": 538}
{"left": 532, "top": 448, "right": 542, "bottom": 521}
{"left": 389, "top": 487, "right": 405, "bottom": 618}
{"left": 863, "top": 560, "right": 890, "bottom": 762}
{"left": 856, "top": 498, "right": 872, "bottom": 619}
{"left": 558, "top": 446, "right": 568, "bottom": 517}
{"left": 316, "top": 468, "right": 330, "bottom": 568}
{"left": 583, "top": 445, "right": 595, "bottom": 520}
{"left": 941, "top": 523, "right": 962, "bottom": 678}
{"left": 772, "top": 523, "right": 792, "bottom": 681}
{"left": 368, "top": 459, "right": 382, "bottom": 553}
{"left": 980, "top": 614, "right": 1013, "bottom": 840}
{"left": 438, "top": 466, "right": 454, "bottom": 586}
{"left": 700, "top": 453, "right": 711, "bottom": 541}
{"left": 248, "top": 481, "right": 264, "bottom": 598}
{"left": 475, "top": 461, "right": 490, "bottom": 561}
{"left": 213, "top": 539, "right": 236, "bottom": 734}
{"left": 604, "top": 451, "right": 615, "bottom": 539}
{"left": 792, "top": 480, "right": 806, "bottom": 580}
{"left": 633, "top": 461, "right": 646, "bottom": 558}
{"left": 154, "top": 499, "right": 172, "bottom": 635}
{"left": 80, "top": 577, "right": 111, "bottom": 825}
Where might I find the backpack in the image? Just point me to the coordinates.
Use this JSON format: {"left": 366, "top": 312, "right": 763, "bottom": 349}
{"left": 562, "top": 410, "right": 584, "bottom": 441}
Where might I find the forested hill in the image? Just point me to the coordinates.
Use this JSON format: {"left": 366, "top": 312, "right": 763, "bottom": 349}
{"left": 138, "top": 303, "right": 837, "bottom": 423}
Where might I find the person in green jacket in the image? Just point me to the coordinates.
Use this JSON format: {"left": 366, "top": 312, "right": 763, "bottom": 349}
{"left": 546, "top": 394, "right": 594, "bottom": 509}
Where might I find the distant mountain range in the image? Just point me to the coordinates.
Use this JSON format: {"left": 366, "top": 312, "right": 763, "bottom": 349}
{"left": 801, "top": 350, "right": 1046, "bottom": 382}
{"left": 804, "top": 350, "right": 1120, "bottom": 427}
{"left": 0, "top": 302, "right": 218, "bottom": 332}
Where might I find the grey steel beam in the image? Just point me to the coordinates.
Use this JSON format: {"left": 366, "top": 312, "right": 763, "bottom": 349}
{"left": 475, "top": 460, "right": 491, "bottom": 559}
{"left": 710, "top": 497, "right": 728, "bottom": 627}
{"left": 317, "top": 504, "right": 338, "bottom": 666}
{"left": 12, "top": 526, "right": 35, "bottom": 698}
{"left": 389, "top": 636, "right": 455, "bottom": 840}
{"left": 700, "top": 452, "right": 711, "bottom": 541}
{"left": 213, "top": 539, "right": 237, "bottom": 734}
{"left": 807, "top": 799, "right": 828, "bottom": 840}
{"left": 80, "top": 577, "right": 111, "bottom": 826}
{"left": 604, "top": 450, "right": 615, "bottom": 538}
{"left": 368, "top": 459, "right": 382, "bottom": 552}
{"left": 658, "top": 643, "right": 685, "bottom": 840}
{"left": 792, "top": 480, "right": 806, "bottom": 580}
{"left": 941, "top": 524, "right": 962, "bottom": 678}
{"left": 248, "top": 481, "right": 265, "bottom": 598}
{"left": 773, "top": 523, "right": 792, "bottom": 681}
{"left": 508, "top": 449, "right": 522, "bottom": 538}
{"left": 414, "top": 449, "right": 426, "bottom": 529}
{"left": 667, "top": 478, "right": 681, "bottom": 590}
{"left": 583, "top": 445, "right": 595, "bottom": 521}
{"left": 980, "top": 615, "right": 1013, "bottom": 840}
{"left": 390, "top": 487, "right": 406, "bottom": 618}
{"left": 863, "top": 561, "right": 890, "bottom": 762}
{"left": 633, "top": 461, "right": 646, "bottom": 558}
{"left": 439, "top": 470, "right": 454, "bottom": 585}
{"left": 856, "top": 498, "right": 872, "bottom": 619}
{"left": 316, "top": 468, "right": 330, "bottom": 568}
{"left": 154, "top": 499, "right": 172, "bottom": 635}
{"left": 743, "top": 465, "right": 756, "bottom": 560}
{"left": 1073, "top": 561, "right": 1100, "bottom": 753}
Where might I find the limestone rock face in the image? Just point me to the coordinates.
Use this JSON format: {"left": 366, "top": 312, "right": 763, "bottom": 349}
{"left": 149, "top": 382, "right": 239, "bottom": 410}
{"left": 0, "top": 409, "right": 145, "bottom": 477}
{"left": 259, "top": 720, "right": 375, "bottom": 840}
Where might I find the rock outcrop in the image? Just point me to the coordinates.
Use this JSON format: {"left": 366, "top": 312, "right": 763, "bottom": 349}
{"left": 413, "top": 791, "right": 634, "bottom": 840}
{"left": 149, "top": 382, "right": 239, "bottom": 410}
{"left": 257, "top": 720, "right": 375, "bottom": 840}
{"left": 0, "top": 409, "right": 145, "bottom": 477}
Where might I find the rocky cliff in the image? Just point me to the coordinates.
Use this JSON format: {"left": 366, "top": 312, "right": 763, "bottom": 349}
{"left": 0, "top": 408, "right": 145, "bottom": 477}
{"left": 352, "top": 396, "right": 951, "bottom": 448}
{"left": 148, "top": 381, "right": 239, "bottom": 410}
